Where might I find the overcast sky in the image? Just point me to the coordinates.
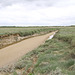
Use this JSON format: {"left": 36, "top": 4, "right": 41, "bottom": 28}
{"left": 0, "top": 0, "right": 75, "bottom": 26}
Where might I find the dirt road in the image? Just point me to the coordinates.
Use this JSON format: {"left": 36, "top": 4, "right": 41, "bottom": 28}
{"left": 0, "top": 32, "right": 56, "bottom": 68}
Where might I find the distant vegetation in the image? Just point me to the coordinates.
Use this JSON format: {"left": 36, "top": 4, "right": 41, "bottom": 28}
{"left": 0, "top": 27, "right": 58, "bottom": 36}
{"left": 70, "top": 25, "right": 75, "bottom": 27}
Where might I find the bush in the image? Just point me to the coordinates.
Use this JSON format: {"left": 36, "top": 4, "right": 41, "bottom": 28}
{"left": 13, "top": 71, "right": 17, "bottom": 75}
{"left": 71, "top": 38, "right": 75, "bottom": 47}
{"left": 64, "top": 59, "right": 75, "bottom": 68}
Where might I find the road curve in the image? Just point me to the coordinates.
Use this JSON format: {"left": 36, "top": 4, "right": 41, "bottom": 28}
{"left": 0, "top": 32, "right": 55, "bottom": 67}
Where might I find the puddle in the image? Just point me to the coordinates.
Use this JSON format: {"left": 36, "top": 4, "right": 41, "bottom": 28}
{"left": 48, "top": 32, "right": 56, "bottom": 40}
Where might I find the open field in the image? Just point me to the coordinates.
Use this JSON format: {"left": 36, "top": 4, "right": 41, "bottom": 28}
{"left": 0, "top": 27, "right": 75, "bottom": 75}
{"left": 0, "top": 27, "right": 57, "bottom": 36}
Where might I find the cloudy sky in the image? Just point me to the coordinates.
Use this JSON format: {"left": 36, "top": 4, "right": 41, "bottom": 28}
{"left": 0, "top": 0, "right": 75, "bottom": 26}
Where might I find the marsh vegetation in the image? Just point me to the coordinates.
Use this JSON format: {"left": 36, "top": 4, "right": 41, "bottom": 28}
{"left": 0, "top": 27, "right": 75, "bottom": 75}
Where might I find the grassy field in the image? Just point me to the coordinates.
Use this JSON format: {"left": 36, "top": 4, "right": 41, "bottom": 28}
{"left": 0, "top": 27, "right": 57, "bottom": 36}
{"left": 0, "top": 27, "right": 75, "bottom": 75}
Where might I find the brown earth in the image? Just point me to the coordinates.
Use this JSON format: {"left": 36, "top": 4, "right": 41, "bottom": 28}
{"left": 0, "top": 32, "right": 56, "bottom": 68}
{"left": 0, "top": 34, "right": 20, "bottom": 49}
{"left": 0, "top": 32, "right": 47, "bottom": 49}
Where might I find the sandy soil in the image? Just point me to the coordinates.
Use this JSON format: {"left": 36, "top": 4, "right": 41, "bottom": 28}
{"left": 0, "top": 32, "right": 56, "bottom": 68}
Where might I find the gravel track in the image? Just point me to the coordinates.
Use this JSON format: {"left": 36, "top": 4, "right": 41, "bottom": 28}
{"left": 0, "top": 32, "right": 56, "bottom": 68}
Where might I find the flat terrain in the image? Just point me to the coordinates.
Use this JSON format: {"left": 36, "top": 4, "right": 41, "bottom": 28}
{"left": 0, "top": 32, "right": 55, "bottom": 68}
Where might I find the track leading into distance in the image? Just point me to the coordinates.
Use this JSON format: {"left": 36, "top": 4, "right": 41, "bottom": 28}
{"left": 0, "top": 31, "right": 56, "bottom": 68}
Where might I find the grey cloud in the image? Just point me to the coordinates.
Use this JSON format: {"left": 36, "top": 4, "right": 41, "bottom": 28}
{"left": 0, "top": 0, "right": 59, "bottom": 8}
{"left": 54, "top": 0, "right": 75, "bottom": 7}
{"left": 0, "top": 0, "right": 75, "bottom": 26}
{"left": 1, "top": 0, "right": 73, "bottom": 9}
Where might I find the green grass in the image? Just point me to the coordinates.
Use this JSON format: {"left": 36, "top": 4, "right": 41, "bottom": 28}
{"left": 13, "top": 71, "right": 17, "bottom": 75}
{"left": 0, "top": 27, "right": 57, "bottom": 36}
{"left": 54, "top": 27, "right": 75, "bottom": 47}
